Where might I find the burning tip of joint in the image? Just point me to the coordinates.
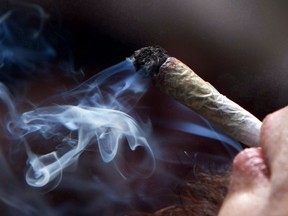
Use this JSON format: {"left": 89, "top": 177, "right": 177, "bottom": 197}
{"left": 132, "top": 46, "right": 169, "bottom": 77}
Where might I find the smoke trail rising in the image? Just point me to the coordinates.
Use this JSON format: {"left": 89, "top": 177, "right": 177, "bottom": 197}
{"left": 6, "top": 58, "right": 155, "bottom": 188}
{"left": 0, "top": 62, "right": 241, "bottom": 215}
{"left": 0, "top": 3, "right": 79, "bottom": 88}
{"left": 2, "top": 57, "right": 241, "bottom": 189}
{"left": 0, "top": 5, "right": 53, "bottom": 77}
{"left": 0, "top": 147, "right": 58, "bottom": 216}
{"left": 0, "top": 4, "right": 155, "bottom": 194}
{"left": 0, "top": 4, "right": 244, "bottom": 215}
{"left": 0, "top": 54, "right": 241, "bottom": 205}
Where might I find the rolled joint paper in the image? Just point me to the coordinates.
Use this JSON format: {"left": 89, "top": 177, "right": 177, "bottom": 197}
{"left": 133, "top": 47, "right": 262, "bottom": 147}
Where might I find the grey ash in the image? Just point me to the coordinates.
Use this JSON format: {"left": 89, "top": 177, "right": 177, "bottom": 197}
{"left": 133, "top": 46, "right": 169, "bottom": 77}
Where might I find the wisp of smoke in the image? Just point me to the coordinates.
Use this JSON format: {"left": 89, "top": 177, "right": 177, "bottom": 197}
{"left": 4, "top": 58, "right": 155, "bottom": 188}
{"left": 0, "top": 4, "right": 243, "bottom": 215}
{"left": 0, "top": 4, "right": 53, "bottom": 78}
{"left": 0, "top": 3, "right": 79, "bottom": 87}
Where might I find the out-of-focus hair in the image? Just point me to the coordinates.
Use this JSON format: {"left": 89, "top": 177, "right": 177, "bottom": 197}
{"left": 128, "top": 169, "right": 230, "bottom": 216}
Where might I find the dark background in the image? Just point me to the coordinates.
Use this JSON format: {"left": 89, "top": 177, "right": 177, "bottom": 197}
{"left": 17, "top": 0, "right": 288, "bottom": 120}
{"left": 1, "top": 1, "right": 287, "bottom": 215}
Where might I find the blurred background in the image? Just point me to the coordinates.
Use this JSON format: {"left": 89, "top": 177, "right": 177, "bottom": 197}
{"left": 20, "top": 0, "right": 288, "bottom": 119}
{"left": 1, "top": 0, "right": 288, "bottom": 215}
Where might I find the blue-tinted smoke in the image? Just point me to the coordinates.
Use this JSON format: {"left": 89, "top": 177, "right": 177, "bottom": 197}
{"left": 6, "top": 59, "right": 155, "bottom": 188}
{"left": 0, "top": 3, "right": 79, "bottom": 86}
{"left": 0, "top": 4, "right": 243, "bottom": 215}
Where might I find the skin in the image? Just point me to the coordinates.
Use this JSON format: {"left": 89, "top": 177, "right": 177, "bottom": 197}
{"left": 219, "top": 106, "right": 288, "bottom": 216}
